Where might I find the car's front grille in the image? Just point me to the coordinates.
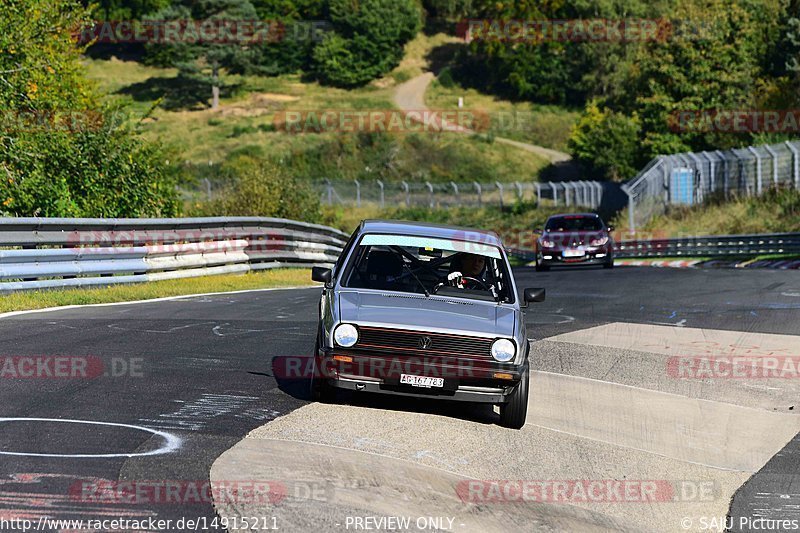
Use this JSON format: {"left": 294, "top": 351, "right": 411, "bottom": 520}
{"left": 355, "top": 325, "right": 494, "bottom": 359}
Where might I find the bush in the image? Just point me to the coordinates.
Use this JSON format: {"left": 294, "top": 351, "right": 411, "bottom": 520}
{"left": 437, "top": 67, "right": 456, "bottom": 88}
{"left": 312, "top": 0, "right": 422, "bottom": 87}
{"left": 0, "top": 114, "right": 180, "bottom": 217}
{"left": 0, "top": 0, "right": 180, "bottom": 217}
{"left": 230, "top": 124, "right": 258, "bottom": 137}
{"left": 194, "top": 156, "right": 321, "bottom": 221}
{"left": 312, "top": 34, "right": 394, "bottom": 88}
{"left": 568, "top": 101, "right": 642, "bottom": 182}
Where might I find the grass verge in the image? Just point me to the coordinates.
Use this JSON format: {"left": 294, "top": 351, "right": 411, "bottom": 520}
{"left": 86, "top": 57, "right": 550, "bottom": 184}
{"left": 0, "top": 269, "right": 315, "bottom": 314}
{"left": 611, "top": 189, "right": 800, "bottom": 237}
{"left": 426, "top": 78, "right": 579, "bottom": 152}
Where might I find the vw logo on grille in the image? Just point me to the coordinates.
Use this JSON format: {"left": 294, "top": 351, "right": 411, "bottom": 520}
{"left": 418, "top": 336, "right": 433, "bottom": 349}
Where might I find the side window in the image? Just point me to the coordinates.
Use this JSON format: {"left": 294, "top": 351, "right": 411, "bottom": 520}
{"left": 332, "top": 229, "right": 359, "bottom": 278}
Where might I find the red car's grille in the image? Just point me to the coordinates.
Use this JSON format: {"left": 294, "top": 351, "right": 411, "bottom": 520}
{"left": 355, "top": 325, "right": 494, "bottom": 359}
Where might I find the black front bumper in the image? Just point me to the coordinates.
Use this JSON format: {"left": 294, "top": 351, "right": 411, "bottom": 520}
{"left": 539, "top": 250, "right": 613, "bottom": 266}
{"left": 317, "top": 349, "right": 525, "bottom": 404}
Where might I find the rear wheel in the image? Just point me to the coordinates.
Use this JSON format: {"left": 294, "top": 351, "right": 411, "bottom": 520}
{"left": 310, "top": 336, "right": 335, "bottom": 403}
{"left": 603, "top": 260, "right": 614, "bottom": 269}
{"left": 499, "top": 365, "right": 529, "bottom": 429}
{"left": 535, "top": 260, "right": 550, "bottom": 272}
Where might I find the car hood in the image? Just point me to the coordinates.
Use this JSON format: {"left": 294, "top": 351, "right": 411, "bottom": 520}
{"left": 338, "top": 290, "right": 516, "bottom": 337}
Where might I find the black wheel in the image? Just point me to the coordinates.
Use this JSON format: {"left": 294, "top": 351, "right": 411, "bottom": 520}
{"left": 499, "top": 365, "right": 529, "bottom": 429}
{"left": 535, "top": 261, "right": 550, "bottom": 272}
{"left": 310, "top": 337, "right": 335, "bottom": 403}
{"left": 603, "top": 260, "right": 614, "bottom": 269}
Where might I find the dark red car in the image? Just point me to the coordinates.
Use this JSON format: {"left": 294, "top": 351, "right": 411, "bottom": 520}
{"left": 534, "top": 213, "right": 615, "bottom": 271}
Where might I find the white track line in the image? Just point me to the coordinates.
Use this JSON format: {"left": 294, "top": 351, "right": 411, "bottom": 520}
{"left": 0, "top": 285, "right": 319, "bottom": 320}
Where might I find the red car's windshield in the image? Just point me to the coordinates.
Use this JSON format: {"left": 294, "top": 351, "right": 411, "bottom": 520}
{"left": 545, "top": 216, "right": 604, "bottom": 232}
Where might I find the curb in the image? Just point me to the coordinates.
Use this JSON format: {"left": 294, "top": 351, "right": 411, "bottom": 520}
{"left": 615, "top": 258, "right": 800, "bottom": 270}
{"left": 615, "top": 259, "right": 703, "bottom": 268}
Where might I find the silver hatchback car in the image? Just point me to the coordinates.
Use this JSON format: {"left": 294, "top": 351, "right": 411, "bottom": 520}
{"left": 310, "top": 220, "right": 545, "bottom": 429}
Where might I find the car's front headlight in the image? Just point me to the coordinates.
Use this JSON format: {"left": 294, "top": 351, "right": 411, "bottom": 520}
{"left": 541, "top": 239, "right": 555, "bottom": 248}
{"left": 334, "top": 323, "right": 359, "bottom": 347}
{"left": 491, "top": 338, "right": 516, "bottom": 362}
{"left": 590, "top": 236, "right": 609, "bottom": 246}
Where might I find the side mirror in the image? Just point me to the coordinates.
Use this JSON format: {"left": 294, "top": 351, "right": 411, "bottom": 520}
{"left": 522, "top": 287, "right": 545, "bottom": 308}
{"left": 311, "top": 267, "right": 332, "bottom": 284}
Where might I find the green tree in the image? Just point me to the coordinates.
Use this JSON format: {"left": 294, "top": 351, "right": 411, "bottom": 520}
{"left": 250, "top": 0, "right": 325, "bottom": 19}
{"left": 786, "top": 16, "right": 800, "bottom": 84}
{"left": 145, "top": 0, "right": 262, "bottom": 109}
{"left": 460, "top": 0, "right": 668, "bottom": 104}
{"left": 422, "top": 0, "right": 475, "bottom": 22}
{"left": 568, "top": 101, "right": 642, "bottom": 181}
{"left": 312, "top": 0, "right": 422, "bottom": 87}
{"left": 81, "top": 0, "right": 172, "bottom": 20}
{"left": 559, "top": 0, "right": 787, "bottom": 172}
{"left": 0, "top": 0, "right": 179, "bottom": 217}
{"left": 630, "top": 0, "right": 784, "bottom": 156}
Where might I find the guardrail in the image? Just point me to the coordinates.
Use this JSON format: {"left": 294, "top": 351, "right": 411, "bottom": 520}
{"left": 614, "top": 232, "right": 800, "bottom": 258}
{"left": 506, "top": 232, "right": 800, "bottom": 262}
{"left": 0, "top": 217, "right": 349, "bottom": 292}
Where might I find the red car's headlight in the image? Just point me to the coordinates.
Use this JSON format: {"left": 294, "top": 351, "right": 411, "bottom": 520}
{"left": 590, "top": 236, "right": 609, "bottom": 246}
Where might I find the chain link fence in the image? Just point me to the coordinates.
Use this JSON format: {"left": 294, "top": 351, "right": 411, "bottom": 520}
{"left": 622, "top": 140, "right": 800, "bottom": 231}
{"left": 315, "top": 179, "right": 604, "bottom": 209}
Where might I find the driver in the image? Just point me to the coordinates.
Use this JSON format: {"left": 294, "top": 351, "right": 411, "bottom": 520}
{"left": 448, "top": 253, "right": 487, "bottom": 289}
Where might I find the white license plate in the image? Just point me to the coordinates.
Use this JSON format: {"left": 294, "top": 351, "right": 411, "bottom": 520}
{"left": 400, "top": 374, "right": 444, "bottom": 388}
{"left": 563, "top": 249, "right": 585, "bottom": 258}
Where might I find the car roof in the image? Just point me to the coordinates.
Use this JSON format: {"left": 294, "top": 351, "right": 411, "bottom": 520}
{"left": 547, "top": 212, "right": 600, "bottom": 219}
{"left": 359, "top": 220, "right": 503, "bottom": 247}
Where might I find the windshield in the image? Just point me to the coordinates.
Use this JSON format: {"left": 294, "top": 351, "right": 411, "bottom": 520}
{"left": 341, "top": 234, "right": 513, "bottom": 303}
{"left": 545, "top": 216, "right": 604, "bottom": 232}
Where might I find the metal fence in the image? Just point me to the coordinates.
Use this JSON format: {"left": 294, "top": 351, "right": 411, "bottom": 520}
{"left": 622, "top": 140, "right": 800, "bottom": 231}
{"left": 316, "top": 179, "right": 604, "bottom": 209}
{"left": 0, "top": 217, "right": 348, "bottom": 292}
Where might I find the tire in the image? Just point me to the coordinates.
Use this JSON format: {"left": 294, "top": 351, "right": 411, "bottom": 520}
{"left": 499, "top": 365, "right": 529, "bottom": 429}
{"left": 310, "top": 336, "right": 335, "bottom": 403}
{"left": 535, "top": 261, "right": 550, "bottom": 272}
{"left": 603, "top": 260, "right": 614, "bottom": 269}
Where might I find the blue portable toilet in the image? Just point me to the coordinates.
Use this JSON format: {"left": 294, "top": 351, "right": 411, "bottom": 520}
{"left": 670, "top": 167, "right": 694, "bottom": 205}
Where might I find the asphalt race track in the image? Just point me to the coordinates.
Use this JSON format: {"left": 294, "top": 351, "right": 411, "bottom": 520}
{"left": 1, "top": 266, "right": 799, "bottom": 532}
